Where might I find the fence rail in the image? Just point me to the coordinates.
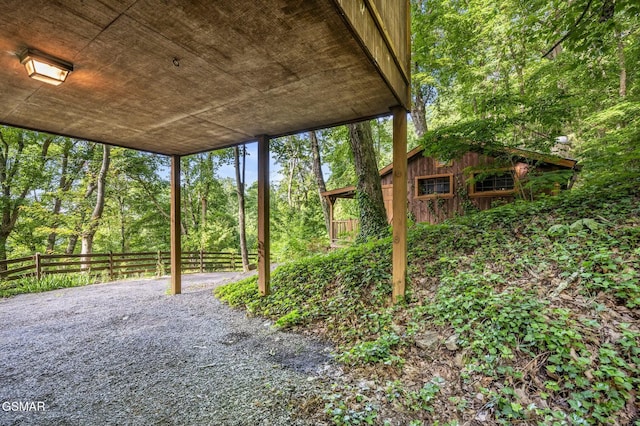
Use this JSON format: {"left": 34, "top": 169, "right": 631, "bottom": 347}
{"left": 0, "top": 250, "right": 257, "bottom": 282}
{"left": 331, "top": 219, "right": 359, "bottom": 242}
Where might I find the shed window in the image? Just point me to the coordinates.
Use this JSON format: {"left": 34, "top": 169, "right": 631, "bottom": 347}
{"left": 415, "top": 174, "right": 453, "bottom": 199}
{"left": 470, "top": 169, "right": 516, "bottom": 196}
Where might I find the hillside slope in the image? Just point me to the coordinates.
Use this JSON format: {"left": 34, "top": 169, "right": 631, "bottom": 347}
{"left": 216, "top": 176, "right": 639, "bottom": 425}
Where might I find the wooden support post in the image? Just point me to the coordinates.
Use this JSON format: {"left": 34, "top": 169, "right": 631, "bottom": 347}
{"left": 199, "top": 249, "right": 204, "bottom": 273}
{"left": 391, "top": 106, "right": 407, "bottom": 303}
{"left": 257, "top": 135, "right": 271, "bottom": 296}
{"left": 170, "top": 155, "right": 182, "bottom": 295}
{"left": 156, "top": 250, "right": 162, "bottom": 277}
{"left": 35, "top": 253, "right": 41, "bottom": 280}
{"left": 108, "top": 251, "right": 114, "bottom": 281}
{"left": 328, "top": 197, "right": 335, "bottom": 242}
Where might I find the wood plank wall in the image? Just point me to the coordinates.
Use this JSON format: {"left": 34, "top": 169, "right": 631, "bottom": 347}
{"left": 380, "top": 152, "right": 507, "bottom": 224}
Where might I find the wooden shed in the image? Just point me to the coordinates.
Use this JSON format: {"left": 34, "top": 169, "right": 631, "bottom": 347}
{"left": 323, "top": 146, "right": 579, "bottom": 240}
{"left": 0, "top": 1, "right": 411, "bottom": 300}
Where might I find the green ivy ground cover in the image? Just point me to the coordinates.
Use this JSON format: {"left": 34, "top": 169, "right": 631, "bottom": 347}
{"left": 216, "top": 176, "right": 640, "bottom": 425}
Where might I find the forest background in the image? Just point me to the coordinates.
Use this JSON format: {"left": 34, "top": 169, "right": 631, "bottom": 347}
{"left": 1, "top": 0, "right": 638, "bottom": 264}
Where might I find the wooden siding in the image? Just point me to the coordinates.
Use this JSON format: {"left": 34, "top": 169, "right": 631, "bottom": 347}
{"left": 382, "top": 184, "right": 394, "bottom": 223}
{"left": 381, "top": 152, "right": 510, "bottom": 224}
{"left": 326, "top": 148, "right": 576, "bottom": 235}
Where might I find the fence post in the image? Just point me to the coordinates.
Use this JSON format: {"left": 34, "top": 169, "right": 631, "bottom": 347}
{"left": 156, "top": 250, "right": 162, "bottom": 277}
{"left": 35, "top": 252, "right": 42, "bottom": 280}
{"left": 109, "top": 251, "right": 114, "bottom": 281}
{"left": 199, "top": 249, "right": 204, "bottom": 273}
{"left": 231, "top": 251, "right": 236, "bottom": 271}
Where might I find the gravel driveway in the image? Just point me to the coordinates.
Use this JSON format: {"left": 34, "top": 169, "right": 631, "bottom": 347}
{"left": 0, "top": 273, "right": 337, "bottom": 425}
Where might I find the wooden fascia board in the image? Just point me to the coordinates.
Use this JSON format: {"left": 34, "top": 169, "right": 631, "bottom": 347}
{"left": 379, "top": 145, "right": 424, "bottom": 177}
{"left": 331, "top": 0, "right": 410, "bottom": 109}
{"left": 321, "top": 185, "right": 357, "bottom": 199}
{"left": 503, "top": 148, "right": 578, "bottom": 169}
{"left": 378, "top": 145, "right": 578, "bottom": 179}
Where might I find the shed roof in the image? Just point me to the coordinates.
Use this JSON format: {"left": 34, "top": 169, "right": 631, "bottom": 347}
{"left": 322, "top": 145, "right": 579, "bottom": 199}
{"left": 0, "top": 0, "right": 409, "bottom": 155}
{"left": 378, "top": 145, "right": 579, "bottom": 178}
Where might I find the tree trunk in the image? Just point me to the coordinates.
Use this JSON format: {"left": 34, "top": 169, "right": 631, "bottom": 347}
{"left": 0, "top": 204, "right": 22, "bottom": 267}
{"left": 183, "top": 171, "right": 197, "bottom": 233}
{"left": 0, "top": 130, "right": 51, "bottom": 265}
{"left": 617, "top": 30, "right": 626, "bottom": 98}
{"left": 66, "top": 227, "right": 80, "bottom": 255}
{"left": 118, "top": 195, "right": 126, "bottom": 253}
{"left": 81, "top": 144, "right": 111, "bottom": 268}
{"left": 309, "top": 131, "right": 331, "bottom": 235}
{"left": 410, "top": 84, "right": 429, "bottom": 138}
{"left": 287, "top": 154, "right": 297, "bottom": 207}
{"left": 201, "top": 196, "right": 207, "bottom": 229}
{"left": 67, "top": 210, "right": 89, "bottom": 255}
{"left": 0, "top": 234, "right": 7, "bottom": 271}
{"left": 347, "top": 121, "right": 388, "bottom": 242}
{"left": 47, "top": 140, "right": 72, "bottom": 253}
{"left": 46, "top": 195, "right": 65, "bottom": 253}
{"left": 234, "top": 145, "right": 249, "bottom": 272}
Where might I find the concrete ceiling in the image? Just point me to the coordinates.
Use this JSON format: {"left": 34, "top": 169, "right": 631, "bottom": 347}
{"left": 0, "top": 0, "right": 404, "bottom": 155}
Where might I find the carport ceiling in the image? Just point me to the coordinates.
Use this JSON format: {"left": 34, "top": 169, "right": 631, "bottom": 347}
{"left": 0, "top": 0, "right": 403, "bottom": 155}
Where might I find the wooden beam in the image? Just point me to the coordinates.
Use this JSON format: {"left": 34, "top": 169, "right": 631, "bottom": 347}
{"left": 257, "top": 135, "right": 270, "bottom": 296}
{"left": 170, "top": 155, "right": 182, "bottom": 295}
{"left": 327, "top": 197, "right": 335, "bottom": 242}
{"left": 332, "top": 0, "right": 410, "bottom": 108}
{"left": 391, "top": 106, "right": 407, "bottom": 302}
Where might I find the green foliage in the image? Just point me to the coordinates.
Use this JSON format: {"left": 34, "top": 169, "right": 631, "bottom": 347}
{"left": 354, "top": 190, "right": 390, "bottom": 243}
{"left": 274, "top": 309, "right": 302, "bottom": 329}
{"left": 324, "top": 385, "right": 379, "bottom": 426}
{"left": 217, "top": 173, "right": 640, "bottom": 424}
{"left": 0, "top": 127, "right": 58, "bottom": 258}
{"left": 386, "top": 377, "right": 445, "bottom": 413}
{"left": 579, "top": 101, "right": 640, "bottom": 183}
{"left": 0, "top": 274, "right": 96, "bottom": 297}
{"left": 412, "top": 0, "right": 640, "bottom": 199}
{"left": 270, "top": 198, "right": 328, "bottom": 261}
{"left": 338, "top": 333, "right": 403, "bottom": 366}
{"left": 518, "top": 169, "right": 574, "bottom": 199}
{"left": 420, "top": 120, "right": 506, "bottom": 162}
{"left": 216, "top": 238, "right": 393, "bottom": 326}
{"left": 214, "top": 275, "right": 259, "bottom": 307}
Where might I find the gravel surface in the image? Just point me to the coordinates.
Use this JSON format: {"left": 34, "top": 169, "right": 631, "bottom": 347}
{"left": 0, "top": 273, "right": 338, "bottom": 425}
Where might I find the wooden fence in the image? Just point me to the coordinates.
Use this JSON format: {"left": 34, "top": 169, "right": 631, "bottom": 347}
{"left": 331, "top": 219, "right": 359, "bottom": 242}
{"left": 0, "top": 251, "right": 257, "bottom": 282}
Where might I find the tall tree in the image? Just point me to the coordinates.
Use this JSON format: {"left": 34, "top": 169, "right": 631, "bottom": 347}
{"left": 80, "top": 144, "right": 111, "bottom": 263}
{"left": 123, "top": 151, "right": 178, "bottom": 237}
{"left": 410, "top": 81, "right": 434, "bottom": 138}
{"left": 110, "top": 150, "right": 172, "bottom": 252}
{"left": 234, "top": 145, "right": 250, "bottom": 272}
{"left": 0, "top": 127, "right": 52, "bottom": 264}
{"left": 347, "top": 121, "right": 388, "bottom": 241}
{"left": 270, "top": 135, "right": 329, "bottom": 259}
{"left": 45, "top": 139, "right": 90, "bottom": 253}
{"left": 309, "top": 131, "right": 330, "bottom": 235}
{"left": 180, "top": 151, "right": 237, "bottom": 252}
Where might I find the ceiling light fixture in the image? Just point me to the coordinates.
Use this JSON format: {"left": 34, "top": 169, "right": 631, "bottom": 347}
{"left": 19, "top": 49, "right": 73, "bottom": 86}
